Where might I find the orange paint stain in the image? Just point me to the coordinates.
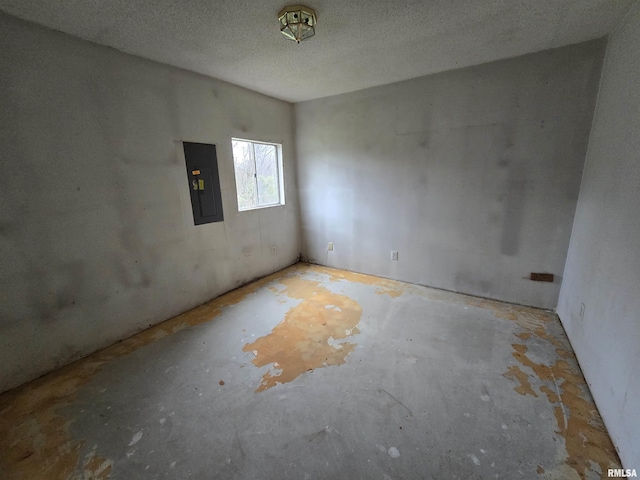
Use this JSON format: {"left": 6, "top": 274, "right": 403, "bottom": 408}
{"left": 375, "top": 288, "right": 403, "bottom": 298}
{"left": 540, "top": 385, "right": 560, "bottom": 404}
{"left": 243, "top": 277, "right": 362, "bottom": 392}
{"left": 503, "top": 365, "right": 538, "bottom": 397}
{"left": 82, "top": 452, "right": 113, "bottom": 480}
{"left": 463, "top": 296, "right": 558, "bottom": 333}
{"left": 494, "top": 313, "right": 620, "bottom": 478}
{"left": 0, "top": 264, "right": 305, "bottom": 479}
{"left": 515, "top": 332, "right": 532, "bottom": 340}
{"left": 0, "top": 263, "right": 621, "bottom": 479}
{"left": 556, "top": 348, "right": 572, "bottom": 358}
{"left": 307, "top": 264, "right": 406, "bottom": 297}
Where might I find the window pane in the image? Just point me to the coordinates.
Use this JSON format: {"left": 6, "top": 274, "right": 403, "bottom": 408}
{"left": 232, "top": 140, "right": 257, "bottom": 210}
{"left": 232, "top": 138, "right": 284, "bottom": 211}
{"left": 254, "top": 143, "right": 279, "bottom": 205}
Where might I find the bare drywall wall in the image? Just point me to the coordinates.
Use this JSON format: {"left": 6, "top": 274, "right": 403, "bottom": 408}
{"left": 0, "top": 13, "right": 299, "bottom": 393}
{"left": 558, "top": 2, "right": 640, "bottom": 469}
{"left": 295, "top": 41, "right": 605, "bottom": 309}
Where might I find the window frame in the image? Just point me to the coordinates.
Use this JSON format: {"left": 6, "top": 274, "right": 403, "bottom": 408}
{"left": 231, "top": 137, "right": 285, "bottom": 212}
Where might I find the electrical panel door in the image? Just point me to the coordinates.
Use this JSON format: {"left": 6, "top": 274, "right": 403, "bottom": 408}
{"left": 183, "top": 142, "right": 224, "bottom": 225}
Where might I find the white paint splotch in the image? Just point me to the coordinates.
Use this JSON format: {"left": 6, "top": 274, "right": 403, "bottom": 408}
{"left": 388, "top": 447, "right": 400, "bottom": 458}
{"left": 128, "top": 430, "right": 143, "bottom": 446}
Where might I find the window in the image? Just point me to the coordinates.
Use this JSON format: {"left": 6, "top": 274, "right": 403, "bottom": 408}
{"left": 231, "top": 138, "right": 284, "bottom": 211}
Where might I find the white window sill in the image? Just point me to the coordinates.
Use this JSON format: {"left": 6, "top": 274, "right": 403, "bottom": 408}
{"left": 238, "top": 203, "right": 285, "bottom": 212}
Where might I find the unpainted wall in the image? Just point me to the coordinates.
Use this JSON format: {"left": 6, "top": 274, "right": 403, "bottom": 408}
{"left": 295, "top": 41, "right": 605, "bottom": 309}
{"left": 558, "top": 1, "right": 640, "bottom": 468}
{"left": 0, "top": 13, "right": 299, "bottom": 393}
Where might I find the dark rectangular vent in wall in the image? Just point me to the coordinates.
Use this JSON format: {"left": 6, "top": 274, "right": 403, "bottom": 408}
{"left": 530, "top": 273, "right": 554, "bottom": 282}
{"left": 183, "top": 142, "right": 224, "bottom": 225}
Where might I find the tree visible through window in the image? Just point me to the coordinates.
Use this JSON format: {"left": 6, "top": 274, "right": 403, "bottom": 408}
{"left": 231, "top": 139, "right": 284, "bottom": 210}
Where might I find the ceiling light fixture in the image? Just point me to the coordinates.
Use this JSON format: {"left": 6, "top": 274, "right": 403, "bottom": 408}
{"left": 278, "top": 5, "right": 316, "bottom": 43}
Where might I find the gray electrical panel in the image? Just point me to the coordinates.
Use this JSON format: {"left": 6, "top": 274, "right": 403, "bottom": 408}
{"left": 183, "top": 142, "right": 224, "bottom": 225}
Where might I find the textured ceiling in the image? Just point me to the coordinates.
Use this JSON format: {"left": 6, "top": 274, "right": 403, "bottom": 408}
{"left": 0, "top": 0, "right": 634, "bottom": 102}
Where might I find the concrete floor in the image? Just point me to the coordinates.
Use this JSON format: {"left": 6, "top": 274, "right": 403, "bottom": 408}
{"left": 0, "top": 263, "right": 620, "bottom": 479}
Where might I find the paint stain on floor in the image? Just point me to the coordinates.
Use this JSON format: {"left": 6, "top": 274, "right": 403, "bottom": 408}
{"left": 463, "top": 295, "right": 619, "bottom": 479}
{"left": 308, "top": 265, "right": 406, "bottom": 297}
{"left": 0, "top": 265, "right": 306, "bottom": 480}
{"left": 503, "top": 365, "right": 538, "bottom": 397}
{"left": 244, "top": 277, "right": 362, "bottom": 392}
{"left": 0, "top": 263, "right": 622, "bottom": 479}
{"left": 509, "top": 341, "right": 618, "bottom": 479}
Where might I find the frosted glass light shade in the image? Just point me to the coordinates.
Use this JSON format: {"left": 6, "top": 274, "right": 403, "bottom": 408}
{"left": 278, "top": 5, "right": 316, "bottom": 43}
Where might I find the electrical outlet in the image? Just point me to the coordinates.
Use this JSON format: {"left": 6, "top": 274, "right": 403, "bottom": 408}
{"left": 271, "top": 246, "right": 277, "bottom": 256}
{"left": 391, "top": 250, "right": 398, "bottom": 261}
{"left": 328, "top": 242, "right": 334, "bottom": 251}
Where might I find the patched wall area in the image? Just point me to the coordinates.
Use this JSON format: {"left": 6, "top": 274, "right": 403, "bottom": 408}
{"left": 558, "top": 1, "right": 640, "bottom": 469}
{"left": 0, "top": 13, "right": 299, "bottom": 393}
{"left": 295, "top": 40, "right": 606, "bottom": 309}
